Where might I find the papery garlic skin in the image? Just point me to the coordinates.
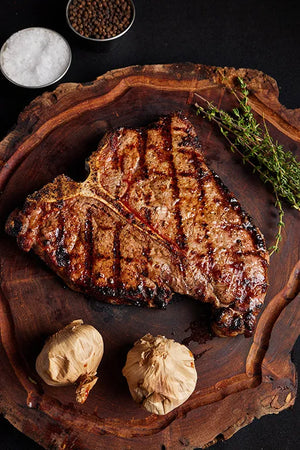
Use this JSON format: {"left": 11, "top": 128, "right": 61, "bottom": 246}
{"left": 36, "top": 319, "right": 103, "bottom": 403}
{"left": 122, "top": 333, "right": 197, "bottom": 415}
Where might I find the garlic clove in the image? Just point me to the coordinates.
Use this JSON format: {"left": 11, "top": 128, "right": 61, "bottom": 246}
{"left": 36, "top": 319, "right": 104, "bottom": 403}
{"left": 76, "top": 374, "right": 98, "bottom": 404}
{"left": 122, "top": 333, "right": 197, "bottom": 415}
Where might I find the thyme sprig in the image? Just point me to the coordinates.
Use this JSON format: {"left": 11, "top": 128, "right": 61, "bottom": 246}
{"left": 195, "top": 77, "right": 300, "bottom": 256}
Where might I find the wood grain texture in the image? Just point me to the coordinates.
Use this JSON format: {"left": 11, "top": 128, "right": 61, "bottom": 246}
{"left": 0, "top": 63, "right": 299, "bottom": 449}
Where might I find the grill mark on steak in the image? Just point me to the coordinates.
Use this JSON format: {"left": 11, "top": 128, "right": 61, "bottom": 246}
{"left": 177, "top": 171, "right": 204, "bottom": 178}
{"left": 194, "top": 158, "right": 211, "bottom": 193}
{"left": 138, "top": 129, "right": 149, "bottom": 180}
{"left": 141, "top": 246, "right": 150, "bottom": 279}
{"left": 110, "top": 129, "right": 120, "bottom": 170}
{"left": 138, "top": 129, "right": 152, "bottom": 223}
{"left": 84, "top": 207, "right": 94, "bottom": 286}
{"left": 148, "top": 170, "right": 171, "bottom": 177}
{"left": 55, "top": 180, "right": 70, "bottom": 269}
{"left": 112, "top": 223, "right": 122, "bottom": 293}
{"left": 55, "top": 206, "right": 70, "bottom": 268}
{"left": 177, "top": 133, "right": 200, "bottom": 148}
{"left": 205, "top": 241, "right": 215, "bottom": 273}
{"left": 162, "top": 115, "right": 186, "bottom": 250}
{"left": 114, "top": 130, "right": 124, "bottom": 199}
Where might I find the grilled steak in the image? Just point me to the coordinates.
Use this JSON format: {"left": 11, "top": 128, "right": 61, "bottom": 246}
{"left": 6, "top": 112, "right": 269, "bottom": 337}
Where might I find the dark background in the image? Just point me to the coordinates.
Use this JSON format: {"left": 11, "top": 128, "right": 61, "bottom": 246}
{"left": 0, "top": 1, "right": 299, "bottom": 449}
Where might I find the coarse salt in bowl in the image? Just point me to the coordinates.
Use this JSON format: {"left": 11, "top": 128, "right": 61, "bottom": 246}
{"left": 0, "top": 27, "right": 72, "bottom": 88}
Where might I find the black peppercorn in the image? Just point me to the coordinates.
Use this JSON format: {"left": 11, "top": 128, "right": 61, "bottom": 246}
{"left": 68, "top": 0, "right": 133, "bottom": 39}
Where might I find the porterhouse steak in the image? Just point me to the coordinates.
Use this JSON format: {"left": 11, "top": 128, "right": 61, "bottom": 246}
{"left": 6, "top": 112, "right": 269, "bottom": 337}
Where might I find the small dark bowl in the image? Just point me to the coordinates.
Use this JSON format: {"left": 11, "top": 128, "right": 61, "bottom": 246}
{"left": 66, "top": 0, "right": 135, "bottom": 51}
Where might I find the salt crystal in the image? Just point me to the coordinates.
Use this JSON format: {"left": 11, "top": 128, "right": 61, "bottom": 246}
{"left": 0, "top": 28, "right": 71, "bottom": 87}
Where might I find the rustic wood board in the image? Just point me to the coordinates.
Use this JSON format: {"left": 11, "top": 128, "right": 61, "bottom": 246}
{"left": 0, "top": 63, "right": 299, "bottom": 450}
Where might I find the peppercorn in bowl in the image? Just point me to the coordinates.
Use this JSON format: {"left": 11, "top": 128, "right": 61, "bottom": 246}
{"left": 66, "top": 0, "right": 135, "bottom": 43}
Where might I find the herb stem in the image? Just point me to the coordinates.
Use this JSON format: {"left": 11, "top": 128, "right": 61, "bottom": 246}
{"left": 269, "top": 192, "right": 284, "bottom": 256}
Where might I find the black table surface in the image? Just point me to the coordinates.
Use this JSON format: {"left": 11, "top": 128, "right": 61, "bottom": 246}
{"left": 0, "top": 1, "right": 299, "bottom": 449}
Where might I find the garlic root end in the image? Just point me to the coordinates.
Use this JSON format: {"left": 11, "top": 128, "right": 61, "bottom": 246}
{"left": 76, "top": 374, "right": 98, "bottom": 404}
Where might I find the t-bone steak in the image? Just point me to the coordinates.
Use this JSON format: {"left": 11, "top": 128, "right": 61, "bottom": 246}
{"left": 5, "top": 112, "right": 269, "bottom": 337}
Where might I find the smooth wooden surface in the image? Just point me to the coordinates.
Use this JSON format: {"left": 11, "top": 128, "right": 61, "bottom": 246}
{"left": 0, "top": 63, "right": 299, "bottom": 449}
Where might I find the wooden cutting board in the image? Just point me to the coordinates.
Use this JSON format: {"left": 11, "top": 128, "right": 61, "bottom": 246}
{"left": 0, "top": 63, "right": 299, "bottom": 450}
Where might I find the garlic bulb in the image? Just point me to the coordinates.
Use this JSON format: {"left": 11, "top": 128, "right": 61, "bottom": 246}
{"left": 122, "top": 333, "right": 197, "bottom": 415}
{"left": 36, "top": 319, "right": 104, "bottom": 403}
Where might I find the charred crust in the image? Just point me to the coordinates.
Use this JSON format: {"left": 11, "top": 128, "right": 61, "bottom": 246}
{"left": 153, "top": 298, "right": 168, "bottom": 309}
{"left": 85, "top": 284, "right": 169, "bottom": 309}
{"left": 55, "top": 200, "right": 70, "bottom": 269}
{"left": 178, "top": 134, "right": 200, "bottom": 148}
{"left": 213, "top": 305, "right": 258, "bottom": 337}
{"left": 56, "top": 246, "right": 70, "bottom": 268}
{"left": 244, "top": 311, "right": 256, "bottom": 333}
{"left": 212, "top": 307, "right": 227, "bottom": 325}
{"left": 230, "top": 316, "right": 243, "bottom": 331}
{"left": 6, "top": 216, "right": 22, "bottom": 237}
{"left": 112, "top": 224, "right": 122, "bottom": 290}
{"left": 261, "top": 282, "right": 268, "bottom": 293}
{"left": 153, "top": 286, "right": 169, "bottom": 309}
{"left": 17, "top": 235, "right": 27, "bottom": 250}
{"left": 242, "top": 220, "right": 265, "bottom": 250}
{"left": 212, "top": 307, "right": 246, "bottom": 336}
